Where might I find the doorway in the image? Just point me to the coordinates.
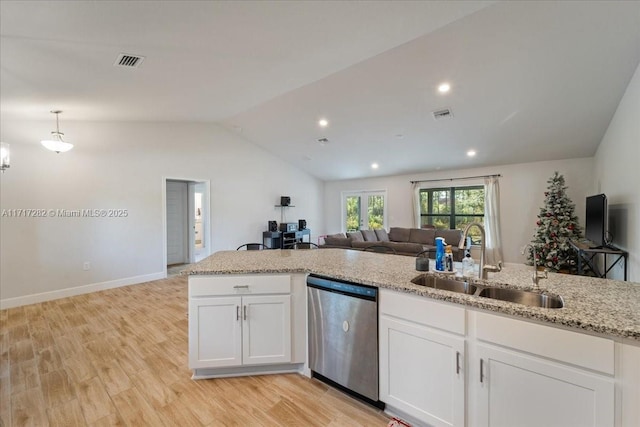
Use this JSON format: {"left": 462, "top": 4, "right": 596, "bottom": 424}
{"left": 342, "top": 190, "right": 387, "bottom": 232}
{"left": 164, "top": 178, "right": 211, "bottom": 274}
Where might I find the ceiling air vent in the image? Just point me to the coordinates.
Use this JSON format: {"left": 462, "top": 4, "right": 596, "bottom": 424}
{"left": 432, "top": 108, "right": 453, "bottom": 120}
{"left": 114, "top": 53, "right": 145, "bottom": 68}
{"left": 316, "top": 137, "right": 330, "bottom": 146}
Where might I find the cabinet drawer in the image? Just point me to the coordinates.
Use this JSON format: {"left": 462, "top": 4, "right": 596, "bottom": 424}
{"left": 380, "top": 288, "right": 465, "bottom": 335}
{"left": 189, "top": 274, "right": 291, "bottom": 297}
{"left": 474, "top": 311, "right": 614, "bottom": 375}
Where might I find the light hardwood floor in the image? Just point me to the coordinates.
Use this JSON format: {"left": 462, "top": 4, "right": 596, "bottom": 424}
{"left": 0, "top": 275, "right": 390, "bottom": 426}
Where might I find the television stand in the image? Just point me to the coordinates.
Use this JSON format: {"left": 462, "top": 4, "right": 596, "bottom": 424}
{"left": 588, "top": 244, "right": 605, "bottom": 250}
{"left": 569, "top": 239, "right": 628, "bottom": 281}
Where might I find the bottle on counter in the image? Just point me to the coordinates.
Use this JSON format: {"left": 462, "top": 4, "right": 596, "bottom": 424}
{"left": 462, "top": 250, "right": 475, "bottom": 278}
{"left": 445, "top": 245, "right": 454, "bottom": 272}
{"left": 435, "top": 237, "right": 446, "bottom": 271}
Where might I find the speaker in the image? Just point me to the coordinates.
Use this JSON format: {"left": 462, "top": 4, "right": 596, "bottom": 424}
{"left": 298, "top": 219, "right": 306, "bottom": 230}
{"left": 268, "top": 221, "right": 278, "bottom": 232}
{"left": 280, "top": 196, "right": 291, "bottom": 206}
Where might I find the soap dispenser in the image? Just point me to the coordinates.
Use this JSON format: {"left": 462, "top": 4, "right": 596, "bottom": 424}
{"left": 462, "top": 249, "right": 475, "bottom": 278}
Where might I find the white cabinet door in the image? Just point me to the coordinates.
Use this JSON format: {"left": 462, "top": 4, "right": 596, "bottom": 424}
{"left": 475, "top": 343, "right": 614, "bottom": 427}
{"left": 242, "top": 295, "right": 292, "bottom": 365}
{"left": 380, "top": 315, "right": 465, "bottom": 427}
{"left": 189, "top": 296, "right": 242, "bottom": 369}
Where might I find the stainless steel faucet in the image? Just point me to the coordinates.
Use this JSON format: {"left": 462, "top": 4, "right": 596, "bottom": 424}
{"left": 522, "top": 244, "right": 547, "bottom": 290}
{"left": 458, "top": 222, "right": 502, "bottom": 280}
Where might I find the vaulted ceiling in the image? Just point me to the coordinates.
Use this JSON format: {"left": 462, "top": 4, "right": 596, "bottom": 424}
{"left": 2, "top": 1, "right": 639, "bottom": 180}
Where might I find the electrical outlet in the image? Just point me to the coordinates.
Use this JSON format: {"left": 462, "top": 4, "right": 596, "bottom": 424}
{"left": 83, "top": 262, "right": 91, "bottom": 271}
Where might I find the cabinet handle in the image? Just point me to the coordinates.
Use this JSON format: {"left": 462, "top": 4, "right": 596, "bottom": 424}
{"left": 236, "top": 305, "right": 240, "bottom": 321}
{"left": 233, "top": 285, "right": 249, "bottom": 289}
{"left": 243, "top": 305, "right": 247, "bottom": 321}
{"left": 480, "top": 358, "right": 484, "bottom": 383}
{"left": 456, "top": 351, "right": 461, "bottom": 374}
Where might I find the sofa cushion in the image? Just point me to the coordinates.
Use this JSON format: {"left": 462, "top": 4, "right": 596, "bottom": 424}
{"left": 361, "top": 229, "right": 378, "bottom": 242}
{"left": 347, "top": 231, "right": 364, "bottom": 242}
{"left": 324, "top": 236, "right": 352, "bottom": 247}
{"left": 375, "top": 229, "right": 390, "bottom": 242}
{"left": 409, "top": 228, "right": 436, "bottom": 245}
{"left": 385, "top": 242, "right": 425, "bottom": 255}
{"left": 388, "top": 227, "right": 411, "bottom": 242}
{"left": 328, "top": 233, "right": 346, "bottom": 238}
{"left": 436, "top": 229, "right": 463, "bottom": 246}
{"left": 352, "top": 241, "right": 377, "bottom": 249}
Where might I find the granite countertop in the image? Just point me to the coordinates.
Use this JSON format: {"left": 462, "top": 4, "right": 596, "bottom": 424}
{"left": 185, "top": 249, "right": 640, "bottom": 341}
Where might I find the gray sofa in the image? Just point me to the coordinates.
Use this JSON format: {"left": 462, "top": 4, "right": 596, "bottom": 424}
{"left": 320, "top": 227, "right": 464, "bottom": 260}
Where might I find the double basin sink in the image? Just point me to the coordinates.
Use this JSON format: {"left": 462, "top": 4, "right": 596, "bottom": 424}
{"left": 411, "top": 274, "right": 564, "bottom": 309}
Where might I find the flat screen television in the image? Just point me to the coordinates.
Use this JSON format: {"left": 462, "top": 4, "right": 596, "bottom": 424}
{"left": 585, "top": 194, "right": 607, "bottom": 248}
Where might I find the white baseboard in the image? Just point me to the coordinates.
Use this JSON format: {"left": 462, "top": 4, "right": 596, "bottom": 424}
{"left": 0, "top": 272, "right": 166, "bottom": 310}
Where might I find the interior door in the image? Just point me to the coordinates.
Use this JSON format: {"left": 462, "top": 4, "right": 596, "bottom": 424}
{"left": 193, "top": 182, "right": 207, "bottom": 260}
{"left": 166, "top": 180, "right": 188, "bottom": 265}
{"left": 343, "top": 191, "right": 387, "bottom": 232}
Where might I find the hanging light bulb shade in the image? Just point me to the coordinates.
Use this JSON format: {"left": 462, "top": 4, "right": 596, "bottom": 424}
{"left": 0, "top": 142, "right": 10, "bottom": 172}
{"left": 41, "top": 110, "right": 74, "bottom": 153}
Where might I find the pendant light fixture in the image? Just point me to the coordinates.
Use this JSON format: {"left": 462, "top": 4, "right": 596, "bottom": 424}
{"left": 41, "top": 110, "right": 73, "bottom": 153}
{"left": 0, "top": 142, "right": 9, "bottom": 172}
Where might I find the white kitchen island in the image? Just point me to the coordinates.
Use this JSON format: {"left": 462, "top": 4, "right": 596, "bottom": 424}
{"left": 185, "top": 249, "right": 640, "bottom": 427}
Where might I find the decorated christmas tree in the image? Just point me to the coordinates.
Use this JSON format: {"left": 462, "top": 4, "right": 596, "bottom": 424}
{"left": 527, "top": 171, "right": 583, "bottom": 271}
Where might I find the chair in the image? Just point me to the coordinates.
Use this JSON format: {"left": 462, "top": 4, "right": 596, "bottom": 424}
{"left": 363, "top": 245, "right": 397, "bottom": 254}
{"left": 293, "top": 242, "right": 319, "bottom": 249}
{"left": 236, "top": 243, "right": 269, "bottom": 250}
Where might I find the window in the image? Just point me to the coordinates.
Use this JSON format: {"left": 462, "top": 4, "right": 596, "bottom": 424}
{"left": 343, "top": 191, "right": 387, "bottom": 232}
{"left": 419, "top": 186, "right": 485, "bottom": 243}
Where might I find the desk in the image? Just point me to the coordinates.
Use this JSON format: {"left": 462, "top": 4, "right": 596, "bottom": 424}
{"left": 263, "top": 229, "right": 310, "bottom": 249}
{"left": 569, "top": 240, "right": 628, "bottom": 281}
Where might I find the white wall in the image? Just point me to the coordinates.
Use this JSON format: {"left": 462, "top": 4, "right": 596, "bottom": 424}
{"left": 323, "top": 157, "right": 594, "bottom": 265}
{"left": 594, "top": 63, "right": 640, "bottom": 283}
{"left": 0, "top": 121, "right": 323, "bottom": 306}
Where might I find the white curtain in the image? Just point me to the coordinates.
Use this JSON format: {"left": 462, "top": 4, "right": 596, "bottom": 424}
{"left": 412, "top": 181, "right": 421, "bottom": 228}
{"left": 484, "top": 176, "right": 503, "bottom": 265}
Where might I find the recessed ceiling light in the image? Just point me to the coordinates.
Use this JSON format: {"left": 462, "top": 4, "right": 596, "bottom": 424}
{"left": 318, "top": 118, "right": 329, "bottom": 127}
{"left": 371, "top": 163, "right": 379, "bottom": 169}
{"left": 467, "top": 150, "right": 477, "bottom": 157}
{"left": 438, "top": 83, "right": 451, "bottom": 93}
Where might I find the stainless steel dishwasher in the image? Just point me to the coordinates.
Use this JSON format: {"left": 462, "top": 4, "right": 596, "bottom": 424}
{"left": 307, "top": 274, "right": 382, "bottom": 407}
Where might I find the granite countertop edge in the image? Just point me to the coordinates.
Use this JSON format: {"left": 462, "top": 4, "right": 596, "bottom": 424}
{"left": 184, "top": 249, "right": 640, "bottom": 342}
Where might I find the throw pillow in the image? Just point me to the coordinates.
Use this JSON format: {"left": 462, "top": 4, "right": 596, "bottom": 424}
{"left": 388, "top": 227, "right": 411, "bottom": 242}
{"left": 361, "top": 229, "right": 378, "bottom": 242}
{"left": 409, "top": 228, "right": 436, "bottom": 245}
{"left": 347, "top": 232, "right": 365, "bottom": 242}
{"left": 375, "top": 229, "right": 390, "bottom": 242}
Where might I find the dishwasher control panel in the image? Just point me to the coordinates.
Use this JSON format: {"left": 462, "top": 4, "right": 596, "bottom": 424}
{"left": 307, "top": 274, "right": 377, "bottom": 300}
